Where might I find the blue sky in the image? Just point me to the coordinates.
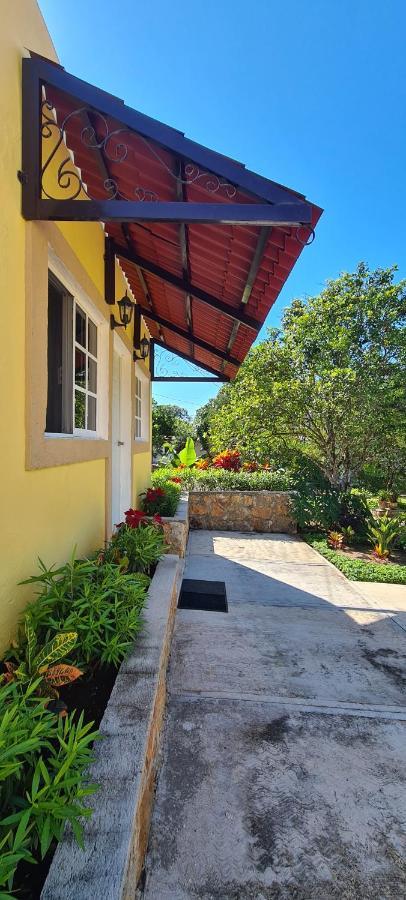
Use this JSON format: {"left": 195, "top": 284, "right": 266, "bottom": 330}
{"left": 39, "top": 0, "right": 406, "bottom": 416}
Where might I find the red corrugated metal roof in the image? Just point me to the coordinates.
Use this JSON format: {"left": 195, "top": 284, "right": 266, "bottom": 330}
{"left": 44, "top": 79, "right": 322, "bottom": 380}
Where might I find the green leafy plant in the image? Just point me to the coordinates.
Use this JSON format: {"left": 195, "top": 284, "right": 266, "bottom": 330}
{"left": 341, "top": 525, "right": 355, "bottom": 546}
{"left": 16, "top": 548, "right": 153, "bottom": 669}
{"left": 304, "top": 533, "right": 406, "bottom": 584}
{"left": 176, "top": 437, "right": 197, "bottom": 468}
{"left": 366, "top": 515, "right": 402, "bottom": 560}
{"left": 107, "top": 522, "right": 165, "bottom": 576}
{"left": 3, "top": 623, "right": 81, "bottom": 698}
{"left": 0, "top": 682, "right": 99, "bottom": 894}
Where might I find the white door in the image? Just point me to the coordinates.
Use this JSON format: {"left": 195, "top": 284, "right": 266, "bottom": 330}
{"left": 111, "top": 334, "right": 132, "bottom": 528}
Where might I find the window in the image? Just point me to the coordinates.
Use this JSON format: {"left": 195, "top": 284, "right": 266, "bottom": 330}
{"left": 46, "top": 270, "right": 102, "bottom": 437}
{"left": 134, "top": 367, "right": 149, "bottom": 441}
{"left": 134, "top": 374, "right": 142, "bottom": 439}
{"left": 74, "top": 305, "right": 98, "bottom": 432}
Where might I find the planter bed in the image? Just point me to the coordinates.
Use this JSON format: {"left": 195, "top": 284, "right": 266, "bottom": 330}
{"left": 13, "top": 664, "right": 119, "bottom": 898}
{"left": 40, "top": 554, "right": 180, "bottom": 900}
{"left": 304, "top": 533, "right": 406, "bottom": 584}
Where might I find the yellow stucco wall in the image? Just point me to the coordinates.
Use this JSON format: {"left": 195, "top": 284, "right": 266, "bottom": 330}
{"left": 0, "top": 2, "right": 151, "bottom": 651}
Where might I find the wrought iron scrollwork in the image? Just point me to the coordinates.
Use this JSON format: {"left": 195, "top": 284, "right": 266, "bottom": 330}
{"left": 41, "top": 99, "right": 238, "bottom": 204}
{"left": 41, "top": 100, "right": 158, "bottom": 202}
{"left": 295, "top": 225, "right": 316, "bottom": 246}
{"left": 154, "top": 346, "right": 215, "bottom": 379}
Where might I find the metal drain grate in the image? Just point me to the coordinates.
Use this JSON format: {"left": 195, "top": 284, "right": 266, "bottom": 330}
{"left": 178, "top": 579, "right": 228, "bottom": 612}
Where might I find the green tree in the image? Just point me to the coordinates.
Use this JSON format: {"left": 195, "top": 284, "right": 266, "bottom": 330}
{"left": 152, "top": 401, "right": 192, "bottom": 456}
{"left": 208, "top": 263, "right": 406, "bottom": 488}
{"left": 194, "top": 396, "right": 225, "bottom": 453}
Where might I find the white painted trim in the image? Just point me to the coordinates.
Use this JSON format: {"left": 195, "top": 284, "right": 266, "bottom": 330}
{"left": 134, "top": 362, "right": 150, "bottom": 443}
{"left": 47, "top": 248, "right": 109, "bottom": 440}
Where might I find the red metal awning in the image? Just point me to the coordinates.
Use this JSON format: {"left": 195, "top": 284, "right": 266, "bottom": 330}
{"left": 22, "top": 55, "right": 323, "bottom": 380}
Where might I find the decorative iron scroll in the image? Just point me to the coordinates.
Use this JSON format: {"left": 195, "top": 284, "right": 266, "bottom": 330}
{"left": 295, "top": 225, "right": 315, "bottom": 246}
{"left": 41, "top": 99, "right": 237, "bottom": 203}
{"left": 41, "top": 100, "right": 158, "bottom": 202}
{"left": 154, "top": 345, "right": 218, "bottom": 379}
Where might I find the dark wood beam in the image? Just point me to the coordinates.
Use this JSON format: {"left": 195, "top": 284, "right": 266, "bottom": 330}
{"left": 112, "top": 242, "right": 260, "bottom": 331}
{"left": 153, "top": 377, "right": 225, "bottom": 382}
{"left": 34, "top": 199, "right": 312, "bottom": 226}
{"left": 138, "top": 305, "right": 240, "bottom": 366}
{"left": 153, "top": 339, "right": 230, "bottom": 381}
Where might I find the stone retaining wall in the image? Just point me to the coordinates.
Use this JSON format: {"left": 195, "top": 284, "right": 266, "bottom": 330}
{"left": 161, "top": 496, "right": 189, "bottom": 557}
{"left": 189, "top": 490, "right": 297, "bottom": 534}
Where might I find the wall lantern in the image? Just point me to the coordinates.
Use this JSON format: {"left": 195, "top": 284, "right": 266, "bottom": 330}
{"left": 110, "top": 292, "right": 135, "bottom": 330}
{"left": 133, "top": 335, "right": 150, "bottom": 362}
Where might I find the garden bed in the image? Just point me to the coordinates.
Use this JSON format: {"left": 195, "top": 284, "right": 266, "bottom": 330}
{"left": 0, "top": 521, "right": 167, "bottom": 898}
{"left": 304, "top": 533, "right": 406, "bottom": 584}
{"left": 13, "top": 665, "right": 119, "bottom": 898}
{"left": 41, "top": 554, "right": 180, "bottom": 900}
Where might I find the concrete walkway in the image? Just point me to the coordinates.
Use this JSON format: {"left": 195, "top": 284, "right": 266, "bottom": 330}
{"left": 143, "top": 533, "right": 406, "bottom": 899}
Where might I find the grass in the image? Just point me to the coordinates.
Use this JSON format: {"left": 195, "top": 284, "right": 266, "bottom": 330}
{"left": 303, "top": 533, "right": 406, "bottom": 584}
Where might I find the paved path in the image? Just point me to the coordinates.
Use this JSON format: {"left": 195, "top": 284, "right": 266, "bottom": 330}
{"left": 143, "top": 533, "right": 406, "bottom": 899}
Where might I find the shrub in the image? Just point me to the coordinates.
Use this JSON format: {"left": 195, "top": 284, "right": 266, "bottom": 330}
{"left": 304, "top": 533, "right": 406, "bottom": 584}
{"left": 153, "top": 467, "right": 292, "bottom": 493}
{"left": 337, "top": 491, "right": 370, "bottom": 534}
{"left": 141, "top": 480, "right": 181, "bottom": 516}
{"left": 212, "top": 449, "right": 241, "bottom": 471}
{"left": 0, "top": 681, "right": 98, "bottom": 894}
{"left": 18, "top": 551, "right": 152, "bottom": 668}
{"left": 367, "top": 515, "right": 404, "bottom": 561}
{"left": 108, "top": 521, "right": 166, "bottom": 577}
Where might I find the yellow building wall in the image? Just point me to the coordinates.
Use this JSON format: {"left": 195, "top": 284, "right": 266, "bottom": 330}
{"left": 0, "top": 2, "right": 151, "bottom": 651}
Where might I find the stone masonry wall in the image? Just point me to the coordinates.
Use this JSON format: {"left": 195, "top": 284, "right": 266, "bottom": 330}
{"left": 189, "top": 491, "right": 297, "bottom": 534}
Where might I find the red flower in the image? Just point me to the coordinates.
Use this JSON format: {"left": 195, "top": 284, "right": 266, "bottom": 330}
{"left": 153, "top": 514, "right": 163, "bottom": 524}
{"left": 124, "top": 508, "right": 147, "bottom": 528}
{"left": 170, "top": 477, "right": 182, "bottom": 483}
{"left": 146, "top": 487, "right": 165, "bottom": 501}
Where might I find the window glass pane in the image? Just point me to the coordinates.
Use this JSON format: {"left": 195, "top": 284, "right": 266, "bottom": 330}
{"left": 75, "top": 390, "right": 86, "bottom": 428}
{"left": 88, "top": 357, "right": 97, "bottom": 393}
{"left": 88, "top": 319, "right": 97, "bottom": 357}
{"left": 75, "top": 348, "right": 86, "bottom": 387}
{"left": 87, "top": 395, "right": 97, "bottom": 431}
{"left": 76, "top": 306, "right": 86, "bottom": 348}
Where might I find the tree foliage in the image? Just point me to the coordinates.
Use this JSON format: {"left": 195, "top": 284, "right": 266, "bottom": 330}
{"left": 206, "top": 264, "right": 406, "bottom": 487}
{"left": 152, "top": 401, "right": 192, "bottom": 456}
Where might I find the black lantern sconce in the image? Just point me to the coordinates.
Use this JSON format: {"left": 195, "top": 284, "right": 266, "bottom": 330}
{"left": 110, "top": 292, "right": 135, "bottom": 330}
{"left": 133, "top": 335, "right": 150, "bottom": 362}
{"left": 132, "top": 304, "right": 150, "bottom": 362}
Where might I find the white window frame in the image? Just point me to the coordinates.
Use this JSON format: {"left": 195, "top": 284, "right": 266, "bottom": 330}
{"left": 45, "top": 249, "right": 109, "bottom": 441}
{"left": 73, "top": 301, "right": 99, "bottom": 436}
{"left": 134, "top": 364, "right": 149, "bottom": 442}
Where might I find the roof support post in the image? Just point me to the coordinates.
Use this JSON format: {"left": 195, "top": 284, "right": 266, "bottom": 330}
{"left": 21, "top": 57, "right": 42, "bottom": 219}
{"left": 104, "top": 236, "right": 115, "bottom": 305}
